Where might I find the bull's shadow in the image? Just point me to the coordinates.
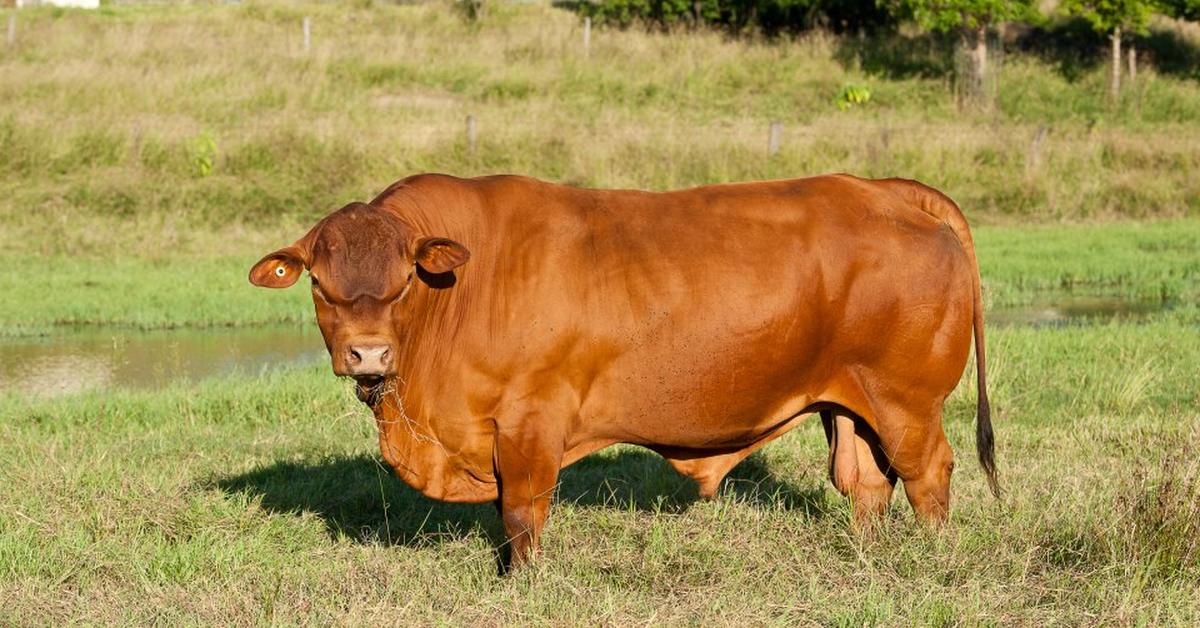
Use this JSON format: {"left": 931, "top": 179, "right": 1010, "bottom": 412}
{"left": 213, "top": 446, "right": 830, "bottom": 549}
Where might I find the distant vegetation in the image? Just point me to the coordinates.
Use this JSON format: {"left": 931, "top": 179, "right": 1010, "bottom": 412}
{"left": 582, "top": 0, "right": 1200, "bottom": 102}
{"left": 0, "top": 1, "right": 1197, "bottom": 267}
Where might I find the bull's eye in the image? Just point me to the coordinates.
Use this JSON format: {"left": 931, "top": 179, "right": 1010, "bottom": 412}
{"left": 275, "top": 266, "right": 286, "bottom": 277}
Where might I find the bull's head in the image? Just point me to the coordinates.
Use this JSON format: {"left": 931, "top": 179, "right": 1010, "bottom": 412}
{"left": 248, "top": 202, "right": 469, "bottom": 391}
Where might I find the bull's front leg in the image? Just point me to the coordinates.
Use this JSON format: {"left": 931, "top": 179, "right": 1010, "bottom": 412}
{"left": 492, "top": 414, "right": 564, "bottom": 570}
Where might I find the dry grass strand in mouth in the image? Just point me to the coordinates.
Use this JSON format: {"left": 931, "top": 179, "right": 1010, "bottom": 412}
{"left": 349, "top": 375, "right": 389, "bottom": 407}
{"left": 351, "top": 374, "right": 449, "bottom": 456}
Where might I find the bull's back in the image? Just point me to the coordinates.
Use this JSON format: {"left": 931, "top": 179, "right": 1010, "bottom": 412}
{"left": 543, "top": 175, "right": 969, "bottom": 345}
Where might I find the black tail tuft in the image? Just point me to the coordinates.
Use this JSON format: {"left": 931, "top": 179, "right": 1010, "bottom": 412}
{"left": 976, "top": 391, "right": 1000, "bottom": 498}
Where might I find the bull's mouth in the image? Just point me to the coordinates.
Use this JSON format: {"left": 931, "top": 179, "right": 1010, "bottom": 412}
{"left": 354, "top": 374, "right": 384, "bottom": 386}
{"left": 353, "top": 375, "right": 386, "bottom": 405}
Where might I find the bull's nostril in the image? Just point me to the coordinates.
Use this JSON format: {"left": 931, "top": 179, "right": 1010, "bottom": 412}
{"left": 345, "top": 345, "right": 391, "bottom": 373}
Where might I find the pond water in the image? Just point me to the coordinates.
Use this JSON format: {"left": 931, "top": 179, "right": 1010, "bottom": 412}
{"left": 0, "top": 295, "right": 1172, "bottom": 399}
{"left": 0, "top": 324, "right": 326, "bottom": 399}
{"left": 989, "top": 295, "right": 1171, "bottom": 328}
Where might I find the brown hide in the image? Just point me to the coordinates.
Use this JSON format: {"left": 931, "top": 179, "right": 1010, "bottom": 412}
{"left": 250, "top": 173, "right": 996, "bottom": 567}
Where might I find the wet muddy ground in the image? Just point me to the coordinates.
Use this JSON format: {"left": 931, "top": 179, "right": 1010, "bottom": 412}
{"left": 0, "top": 324, "right": 324, "bottom": 399}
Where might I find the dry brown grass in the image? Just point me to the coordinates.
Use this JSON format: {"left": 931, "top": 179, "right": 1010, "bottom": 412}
{"left": 2, "top": 2, "right": 1199, "bottom": 260}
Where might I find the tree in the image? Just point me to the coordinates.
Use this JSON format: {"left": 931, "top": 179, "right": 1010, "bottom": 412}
{"left": 1160, "top": 0, "right": 1200, "bottom": 20}
{"left": 1062, "top": 0, "right": 1157, "bottom": 101}
{"left": 889, "top": 0, "right": 1037, "bottom": 105}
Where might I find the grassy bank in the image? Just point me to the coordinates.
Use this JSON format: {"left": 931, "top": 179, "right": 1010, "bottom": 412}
{"left": 976, "top": 218, "right": 1200, "bottom": 307}
{"left": 1, "top": 3, "right": 1199, "bottom": 264}
{"left": 0, "top": 256, "right": 309, "bottom": 336}
{"left": 2, "top": 219, "right": 1197, "bottom": 335}
{"left": 1, "top": 316, "right": 1197, "bottom": 623}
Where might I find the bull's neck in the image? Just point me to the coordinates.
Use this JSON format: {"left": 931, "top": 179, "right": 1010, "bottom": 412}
{"left": 380, "top": 182, "right": 489, "bottom": 420}
{"left": 393, "top": 281, "right": 463, "bottom": 395}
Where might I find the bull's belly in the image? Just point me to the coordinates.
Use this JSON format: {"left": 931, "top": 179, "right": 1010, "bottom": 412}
{"left": 567, "top": 285, "right": 974, "bottom": 453}
{"left": 574, "top": 344, "right": 826, "bottom": 451}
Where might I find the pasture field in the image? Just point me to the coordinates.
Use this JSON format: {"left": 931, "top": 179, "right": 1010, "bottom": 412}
{"left": 2, "top": 305, "right": 1199, "bottom": 624}
{"left": 1, "top": 1, "right": 1199, "bottom": 625}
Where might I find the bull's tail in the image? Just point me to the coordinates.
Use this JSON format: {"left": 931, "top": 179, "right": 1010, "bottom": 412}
{"left": 880, "top": 177, "right": 1000, "bottom": 498}
{"left": 971, "top": 261, "right": 999, "bottom": 498}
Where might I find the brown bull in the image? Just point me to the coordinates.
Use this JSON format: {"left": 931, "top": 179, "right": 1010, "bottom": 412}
{"left": 250, "top": 173, "right": 998, "bottom": 568}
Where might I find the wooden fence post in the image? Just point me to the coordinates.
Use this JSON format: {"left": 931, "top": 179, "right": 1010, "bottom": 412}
{"left": 303, "top": 16, "right": 311, "bottom": 54}
{"left": 7, "top": 15, "right": 15, "bottom": 48}
{"left": 466, "top": 115, "right": 477, "bottom": 154}
{"left": 1026, "top": 125, "right": 1048, "bottom": 179}
{"left": 767, "top": 121, "right": 782, "bottom": 157}
{"left": 583, "top": 17, "right": 591, "bottom": 59}
{"left": 1109, "top": 27, "right": 1122, "bottom": 103}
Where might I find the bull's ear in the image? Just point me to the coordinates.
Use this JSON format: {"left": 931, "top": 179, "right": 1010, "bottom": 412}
{"left": 413, "top": 237, "right": 470, "bottom": 274}
{"left": 249, "top": 245, "right": 308, "bottom": 289}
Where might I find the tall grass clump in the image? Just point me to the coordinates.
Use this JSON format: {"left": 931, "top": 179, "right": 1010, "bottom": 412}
{"left": 1111, "top": 433, "right": 1200, "bottom": 577}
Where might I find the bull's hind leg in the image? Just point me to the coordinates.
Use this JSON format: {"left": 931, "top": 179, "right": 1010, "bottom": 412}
{"left": 821, "top": 410, "right": 897, "bottom": 526}
{"left": 870, "top": 405, "right": 954, "bottom": 525}
{"left": 898, "top": 424, "right": 954, "bottom": 525}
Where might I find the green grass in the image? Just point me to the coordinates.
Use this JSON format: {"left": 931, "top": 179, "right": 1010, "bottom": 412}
{"left": 976, "top": 218, "right": 1200, "bottom": 307}
{"left": 0, "top": 256, "right": 310, "bottom": 336}
{"left": 1, "top": 319, "right": 1197, "bottom": 623}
